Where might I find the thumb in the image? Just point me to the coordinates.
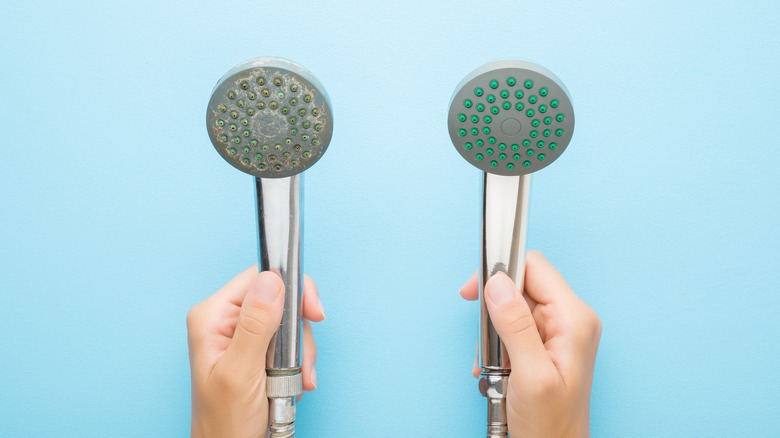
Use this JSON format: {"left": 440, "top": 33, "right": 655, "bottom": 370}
{"left": 223, "top": 271, "right": 284, "bottom": 375}
{"left": 484, "top": 272, "right": 555, "bottom": 381}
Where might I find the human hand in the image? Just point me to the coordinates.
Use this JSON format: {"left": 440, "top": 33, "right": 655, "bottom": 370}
{"left": 460, "top": 250, "right": 601, "bottom": 438}
{"left": 187, "top": 267, "right": 324, "bottom": 438}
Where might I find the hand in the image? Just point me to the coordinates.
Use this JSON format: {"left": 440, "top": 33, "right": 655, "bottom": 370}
{"left": 460, "top": 250, "right": 601, "bottom": 438}
{"left": 187, "top": 267, "right": 325, "bottom": 438}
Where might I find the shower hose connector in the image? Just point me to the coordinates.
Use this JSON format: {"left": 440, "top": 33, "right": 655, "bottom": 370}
{"left": 480, "top": 372, "right": 509, "bottom": 438}
{"left": 267, "top": 373, "right": 303, "bottom": 438}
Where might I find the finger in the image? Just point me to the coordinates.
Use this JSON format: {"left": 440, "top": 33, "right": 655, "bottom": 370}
{"left": 459, "top": 270, "right": 479, "bottom": 301}
{"left": 301, "top": 320, "right": 318, "bottom": 391}
{"left": 302, "top": 275, "right": 325, "bottom": 322}
{"left": 472, "top": 341, "right": 480, "bottom": 378}
{"left": 188, "top": 265, "right": 258, "bottom": 343}
{"left": 524, "top": 250, "right": 574, "bottom": 305}
{"left": 484, "top": 272, "right": 557, "bottom": 382}
{"left": 212, "top": 264, "right": 259, "bottom": 306}
{"left": 221, "top": 271, "right": 285, "bottom": 376}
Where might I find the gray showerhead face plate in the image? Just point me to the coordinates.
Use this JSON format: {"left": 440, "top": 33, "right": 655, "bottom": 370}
{"left": 447, "top": 60, "right": 575, "bottom": 176}
{"left": 207, "top": 57, "right": 333, "bottom": 178}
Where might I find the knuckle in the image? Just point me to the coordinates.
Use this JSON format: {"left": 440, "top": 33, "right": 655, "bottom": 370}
{"left": 585, "top": 307, "right": 602, "bottom": 335}
{"left": 186, "top": 304, "right": 203, "bottom": 329}
{"left": 571, "top": 306, "right": 602, "bottom": 347}
{"left": 505, "top": 311, "right": 537, "bottom": 337}
{"left": 592, "top": 313, "right": 603, "bottom": 334}
{"left": 239, "top": 309, "right": 274, "bottom": 336}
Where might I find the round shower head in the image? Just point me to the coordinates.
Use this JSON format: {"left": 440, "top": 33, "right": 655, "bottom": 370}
{"left": 447, "top": 60, "right": 575, "bottom": 176}
{"left": 207, "top": 57, "right": 333, "bottom": 178}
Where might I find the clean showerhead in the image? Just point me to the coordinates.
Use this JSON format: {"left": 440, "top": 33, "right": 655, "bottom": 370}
{"left": 448, "top": 60, "right": 576, "bottom": 438}
{"left": 447, "top": 60, "right": 574, "bottom": 175}
{"left": 207, "top": 57, "right": 333, "bottom": 178}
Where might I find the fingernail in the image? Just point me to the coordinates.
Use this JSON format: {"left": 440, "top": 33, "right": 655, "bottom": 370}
{"left": 486, "top": 273, "right": 514, "bottom": 305}
{"left": 311, "top": 366, "right": 318, "bottom": 389}
{"left": 318, "top": 297, "right": 326, "bottom": 320}
{"left": 252, "top": 272, "right": 282, "bottom": 303}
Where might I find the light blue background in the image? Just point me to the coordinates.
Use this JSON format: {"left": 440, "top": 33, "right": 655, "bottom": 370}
{"left": 1, "top": 0, "right": 779, "bottom": 436}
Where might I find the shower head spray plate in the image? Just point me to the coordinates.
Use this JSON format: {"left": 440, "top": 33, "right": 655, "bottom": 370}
{"left": 207, "top": 57, "right": 333, "bottom": 178}
{"left": 448, "top": 60, "right": 575, "bottom": 176}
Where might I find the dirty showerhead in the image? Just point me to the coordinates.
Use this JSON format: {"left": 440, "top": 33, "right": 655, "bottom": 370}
{"left": 205, "top": 57, "right": 333, "bottom": 437}
{"left": 447, "top": 60, "right": 575, "bottom": 176}
{"left": 206, "top": 57, "right": 333, "bottom": 179}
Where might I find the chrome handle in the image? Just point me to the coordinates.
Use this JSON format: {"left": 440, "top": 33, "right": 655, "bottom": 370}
{"left": 479, "top": 172, "right": 532, "bottom": 437}
{"left": 254, "top": 175, "right": 304, "bottom": 437}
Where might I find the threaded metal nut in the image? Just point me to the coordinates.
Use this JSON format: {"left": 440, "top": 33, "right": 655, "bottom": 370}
{"left": 269, "top": 422, "right": 295, "bottom": 438}
{"left": 266, "top": 374, "right": 303, "bottom": 398}
{"left": 479, "top": 374, "right": 508, "bottom": 399}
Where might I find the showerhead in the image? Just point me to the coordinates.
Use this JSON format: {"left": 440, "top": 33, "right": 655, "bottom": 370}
{"left": 205, "top": 57, "right": 333, "bottom": 437}
{"left": 206, "top": 57, "right": 333, "bottom": 178}
{"left": 447, "top": 60, "right": 575, "bottom": 176}
{"left": 449, "top": 60, "right": 577, "bottom": 438}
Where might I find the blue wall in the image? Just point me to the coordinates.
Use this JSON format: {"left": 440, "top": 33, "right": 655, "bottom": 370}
{"left": 1, "top": 1, "right": 778, "bottom": 436}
